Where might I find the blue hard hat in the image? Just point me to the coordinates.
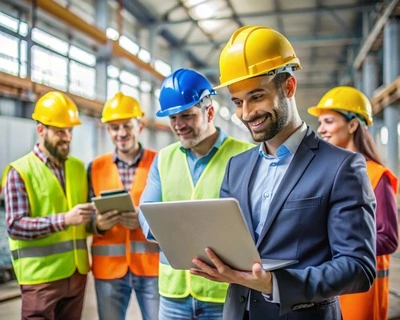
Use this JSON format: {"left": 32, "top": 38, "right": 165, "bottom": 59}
{"left": 157, "top": 68, "right": 216, "bottom": 117}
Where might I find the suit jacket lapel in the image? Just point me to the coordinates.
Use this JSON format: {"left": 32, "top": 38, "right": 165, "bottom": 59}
{"left": 242, "top": 147, "right": 260, "bottom": 242}
{"left": 256, "top": 128, "right": 319, "bottom": 248}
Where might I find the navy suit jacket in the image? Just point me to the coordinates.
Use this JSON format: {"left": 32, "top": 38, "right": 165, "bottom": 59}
{"left": 221, "top": 128, "right": 376, "bottom": 320}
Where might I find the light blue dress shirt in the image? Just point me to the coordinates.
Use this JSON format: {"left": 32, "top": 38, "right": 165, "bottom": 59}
{"left": 250, "top": 123, "right": 307, "bottom": 303}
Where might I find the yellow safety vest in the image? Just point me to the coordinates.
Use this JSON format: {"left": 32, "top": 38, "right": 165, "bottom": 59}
{"left": 7, "top": 152, "right": 89, "bottom": 285}
{"left": 158, "top": 137, "right": 254, "bottom": 303}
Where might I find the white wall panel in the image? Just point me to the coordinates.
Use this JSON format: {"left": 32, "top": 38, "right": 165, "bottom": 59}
{"left": 0, "top": 116, "right": 37, "bottom": 178}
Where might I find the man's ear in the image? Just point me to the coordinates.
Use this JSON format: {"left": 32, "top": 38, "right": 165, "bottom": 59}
{"left": 207, "top": 105, "right": 215, "bottom": 122}
{"left": 348, "top": 118, "right": 360, "bottom": 134}
{"left": 137, "top": 120, "right": 144, "bottom": 133}
{"left": 37, "top": 123, "right": 45, "bottom": 136}
{"left": 285, "top": 76, "right": 297, "bottom": 98}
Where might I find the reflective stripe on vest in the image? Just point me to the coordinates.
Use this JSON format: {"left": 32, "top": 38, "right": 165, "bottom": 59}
{"left": 11, "top": 239, "right": 87, "bottom": 260}
{"left": 92, "top": 241, "right": 159, "bottom": 256}
{"left": 377, "top": 269, "right": 389, "bottom": 278}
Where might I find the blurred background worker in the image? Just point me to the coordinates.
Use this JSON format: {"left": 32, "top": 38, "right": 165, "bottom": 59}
{"left": 139, "top": 68, "right": 253, "bottom": 320}
{"left": 308, "top": 86, "right": 399, "bottom": 320}
{"left": 3, "top": 91, "right": 94, "bottom": 319}
{"left": 87, "top": 92, "right": 159, "bottom": 320}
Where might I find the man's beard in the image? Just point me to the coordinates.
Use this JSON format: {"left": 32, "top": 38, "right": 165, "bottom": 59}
{"left": 248, "top": 94, "right": 289, "bottom": 143}
{"left": 44, "top": 138, "right": 69, "bottom": 161}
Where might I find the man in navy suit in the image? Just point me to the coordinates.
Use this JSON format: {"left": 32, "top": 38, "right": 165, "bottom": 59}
{"left": 191, "top": 26, "right": 376, "bottom": 320}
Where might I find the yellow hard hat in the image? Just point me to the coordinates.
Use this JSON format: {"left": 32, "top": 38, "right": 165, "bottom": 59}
{"left": 308, "top": 86, "right": 373, "bottom": 126}
{"left": 216, "top": 26, "right": 301, "bottom": 88}
{"left": 32, "top": 91, "right": 82, "bottom": 128}
{"left": 101, "top": 92, "right": 144, "bottom": 123}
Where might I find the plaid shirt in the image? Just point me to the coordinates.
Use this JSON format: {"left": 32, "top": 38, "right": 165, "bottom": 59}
{"left": 87, "top": 145, "right": 144, "bottom": 199}
{"left": 5, "top": 144, "right": 68, "bottom": 240}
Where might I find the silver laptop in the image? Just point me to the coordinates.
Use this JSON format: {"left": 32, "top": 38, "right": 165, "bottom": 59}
{"left": 140, "top": 198, "right": 297, "bottom": 271}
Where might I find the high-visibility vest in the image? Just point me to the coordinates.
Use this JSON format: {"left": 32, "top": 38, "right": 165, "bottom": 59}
{"left": 90, "top": 150, "right": 159, "bottom": 279}
{"left": 7, "top": 152, "right": 89, "bottom": 285}
{"left": 340, "top": 160, "right": 398, "bottom": 320}
{"left": 158, "top": 137, "right": 254, "bottom": 303}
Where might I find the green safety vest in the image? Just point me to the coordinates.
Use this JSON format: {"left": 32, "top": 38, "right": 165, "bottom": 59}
{"left": 158, "top": 137, "right": 254, "bottom": 303}
{"left": 7, "top": 152, "right": 89, "bottom": 285}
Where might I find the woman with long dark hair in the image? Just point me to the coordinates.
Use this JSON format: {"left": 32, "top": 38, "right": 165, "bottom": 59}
{"left": 308, "top": 86, "right": 398, "bottom": 320}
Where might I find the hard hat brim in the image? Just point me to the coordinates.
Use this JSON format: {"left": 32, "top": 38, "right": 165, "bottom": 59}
{"left": 214, "top": 63, "right": 302, "bottom": 90}
{"left": 156, "top": 101, "right": 197, "bottom": 117}
{"left": 32, "top": 114, "right": 82, "bottom": 128}
{"left": 307, "top": 106, "right": 322, "bottom": 117}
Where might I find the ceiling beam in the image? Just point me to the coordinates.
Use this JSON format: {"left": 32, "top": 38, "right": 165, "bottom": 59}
{"left": 185, "top": 34, "right": 361, "bottom": 48}
{"left": 157, "top": 4, "right": 375, "bottom": 26}
{"left": 353, "top": 0, "right": 400, "bottom": 70}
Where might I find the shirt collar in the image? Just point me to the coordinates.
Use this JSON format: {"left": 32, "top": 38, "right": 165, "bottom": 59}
{"left": 259, "top": 122, "right": 307, "bottom": 159}
{"left": 179, "top": 127, "right": 228, "bottom": 154}
{"left": 113, "top": 143, "right": 144, "bottom": 166}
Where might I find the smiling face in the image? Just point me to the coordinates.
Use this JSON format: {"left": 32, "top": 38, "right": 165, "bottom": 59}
{"left": 107, "top": 118, "right": 143, "bottom": 155}
{"left": 169, "top": 104, "right": 214, "bottom": 149}
{"left": 317, "top": 110, "right": 355, "bottom": 149}
{"left": 229, "top": 75, "right": 297, "bottom": 143}
{"left": 38, "top": 124, "right": 73, "bottom": 163}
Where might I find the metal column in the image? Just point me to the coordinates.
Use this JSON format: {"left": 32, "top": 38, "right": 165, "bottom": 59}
{"left": 362, "top": 54, "right": 379, "bottom": 139}
{"left": 383, "top": 18, "right": 400, "bottom": 177}
{"left": 94, "top": 0, "right": 109, "bottom": 102}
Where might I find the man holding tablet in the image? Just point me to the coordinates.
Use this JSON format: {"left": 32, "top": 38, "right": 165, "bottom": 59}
{"left": 87, "top": 92, "right": 159, "bottom": 320}
{"left": 139, "top": 68, "right": 253, "bottom": 320}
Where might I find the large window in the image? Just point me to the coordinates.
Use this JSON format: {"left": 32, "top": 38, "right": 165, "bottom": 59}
{"left": 69, "top": 60, "right": 96, "bottom": 99}
{"left": 0, "top": 31, "right": 21, "bottom": 76}
{"left": 31, "top": 45, "right": 68, "bottom": 90}
{"left": 0, "top": 10, "right": 97, "bottom": 100}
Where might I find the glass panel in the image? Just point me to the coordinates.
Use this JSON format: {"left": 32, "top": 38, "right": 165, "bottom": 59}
{"left": 107, "top": 79, "right": 120, "bottom": 99}
{"left": 119, "top": 35, "right": 139, "bottom": 55}
{"left": 140, "top": 81, "right": 151, "bottom": 93}
{"left": 31, "top": 45, "right": 68, "bottom": 90}
{"left": 20, "top": 40, "right": 27, "bottom": 77}
{"left": 0, "top": 12, "right": 19, "bottom": 33}
{"left": 120, "top": 70, "right": 139, "bottom": 87}
{"left": 69, "top": 45, "right": 96, "bottom": 67}
{"left": 107, "top": 65, "right": 120, "bottom": 78}
{"left": 18, "top": 21, "right": 28, "bottom": 37}
{"left": 121, "top": 84, "right": 139, "bottom": 100}
{"left": 138, "top": 48, "right": 151, "bottom": 63}
{"left": 154, "top": 59, "right": 171, "bottom": 77}
{"left": 0, "top": 31, "right": 19, "bottom": 76}
{"left": 69, "top": 60, "right": 96, "bottom": 99}
{"left": 106, "top": 27, "right": 119, "bottom": 41}
{"left": 32, "top": 28, "right": 69, "bottom": 56}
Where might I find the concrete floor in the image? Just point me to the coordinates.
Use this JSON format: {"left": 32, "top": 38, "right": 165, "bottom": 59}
{"left": 0, "top": 255, "right": 399, "bottom": 319}
{"left": 0, "top": 274, "right": 143, "bottom": 320}
{"left": 0, "top": 246, "right": 399, "bottom": 319}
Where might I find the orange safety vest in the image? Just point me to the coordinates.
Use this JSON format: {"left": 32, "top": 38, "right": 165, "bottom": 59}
{"left": 90, "top": 150, "right": 159, "bottom": 279}
{"left": 340, "top": 160, "right": 398, "bottom": 320}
